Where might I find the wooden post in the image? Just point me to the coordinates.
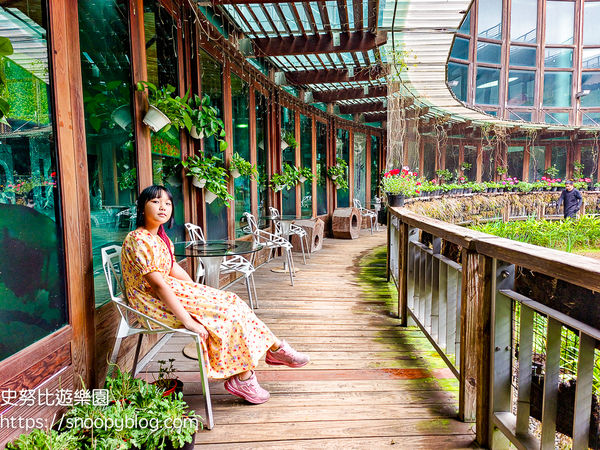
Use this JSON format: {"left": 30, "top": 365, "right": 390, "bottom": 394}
{"left": 459, "top": 248, "right": 493, "bottom": 447}
{"left": 398, "top": 222, "right": 409, "bottom": 325}
{"left": 386, "top": 210, "right": 391, "bottom": 282}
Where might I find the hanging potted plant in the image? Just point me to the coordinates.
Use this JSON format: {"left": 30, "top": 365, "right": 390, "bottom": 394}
{"left": 188, "top": 94, "right": 228, "bottom": 151}
{"left": 229, "top": 152, "right": 258, "bottom": 180}
{"left": 182, "top": 154, "right": 211, "bottom": 188}
{"left": 298, "top": 166, "right": 314, "bottom": 183}
{"left": 136, "top": 81, "right": 192, "bottom": 133}
{"left": 270, "top": 164, "right": 300, "bottom": 191}
{"left": 281, "top": 130, "right": 297, "bottom": 150}
{"left": 327, "top": 157, "right": 348, "bottom": 186}
{"left": 204, "top": 161, "right": 233, "bottom": 206}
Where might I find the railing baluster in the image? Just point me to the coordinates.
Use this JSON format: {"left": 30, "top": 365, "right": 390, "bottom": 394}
{"left": 424, "top": 251, "right": 432, "bottom": 331}
{"left": 516, "top": 304, "right": 533, "bottom": 436}
{"left": 540, "top": 318, "right": 561, "bottom": 448}
{"left": 438, "top": 259, "right": 448, "bottom": 352}
{"left": 431, "top": 239, "right": 441, "bottom": 342}
{"left": 407, "top": 242, "right": 415, "bottom": 310}
{"left": 572, "top": 332, "right": 595, "bottom": 450}
{"left": 419, "top": 247, "right": 426, "bottom": 324}
{"left": 455, "top": 270, "right": 462, "bottom": 367}
{"left": 447, "top": 266, "right": 458, "bottom": 363}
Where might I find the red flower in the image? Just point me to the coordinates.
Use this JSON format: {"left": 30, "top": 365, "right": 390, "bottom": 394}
{"left": 390, "top": 168, "right": 400, "bottom": 176}
{"left": 416, "top": 182, "right": 421, "bottom": 186}
{"left": 51, "top": 172, "right": 56, "bottom": 177}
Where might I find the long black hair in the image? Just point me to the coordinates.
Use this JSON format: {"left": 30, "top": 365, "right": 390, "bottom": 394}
{"left": 136, "top": 185, "right": 174, "bottom": 229}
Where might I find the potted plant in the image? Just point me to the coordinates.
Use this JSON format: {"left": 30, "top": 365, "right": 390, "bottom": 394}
{"left": 6, "top": 429, "right": 80, "bottom": 450}
{"left": 298, "top": 166, "right": 313, "bottom": 183}
{"left": 435, "top": 168, "right": 452, "bottom": 184}
{"left": 281, "top": 130, "right": 297, "bottom": 150}
{"left": 327, "top": 158, "right": 347, "bottom": 181}
{"left": 204, "top": 161, "right": 234, "bottom": 206}
{"left": 151, "top": 358, "right": 184, "bottom": 397}
{"left": 182, "top": 154, "right": 213, "bottom": 188}
{"left": 380, "top": 167, "right": 419, "bottom": 206}
{"left": 460, "top": 162, "right": 472, "bottom": 173}
{"left": 188, "top": 94, "right": 227, "bottom": 151}
{"left": 270, "top": 164, "right": 300, "bottom": 191}
{"left": 543, "top": 165, "right": 560, "bottom": 180}
{"left": 496, "top": 166, "right": 508, "bottom": 177}
{"left": 229, "top": 152, "right": 258, "bottom": 180}
{"left": 136, "top": 81, "right": 192, "bottom": 133}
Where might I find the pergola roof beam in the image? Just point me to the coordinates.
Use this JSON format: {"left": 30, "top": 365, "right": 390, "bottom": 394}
{"left": 339, "top": 101, "right": 385, "bottom": 114}
{"left": 363, "top": 112, "right": 387, "bottom": 122}
{"left": 283, "top": 65, "right": 387, "bottom": 84}
{"left": 250, "top": 31, "right": 387, "bottom": 57}
{"left": 313, "top": 85, "right": 387, "bottom": 102}
{"left": 211, "top": 0, "right": 327, "bottom": 3}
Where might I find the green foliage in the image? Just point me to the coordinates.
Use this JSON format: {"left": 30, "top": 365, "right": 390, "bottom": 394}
{"left": 282, "top": 130, "right": 297, "bottom": 149}
{"left": 182, "top": 154, "right": 233, "bottom": 206}
{"left": 470, "top": 216, "right": 600, "bottom": 252}
{"left": 270, "top": 163, "right": 300, "bottom": 191}
{"left": 6, "top": 428, "right": 80, "bottom": 450}
{"left": 0, "top": 36, "right": 13, "bottom": 124}
{"left": 230, "top": 152, "right": 258, "bottom": 180}
{"left": 435, "top": 169, "right": 452, "bottom": 182}
{"left": 136, "top": 81, "right": 192, "bottom": 133}
{"left": 153, "top": 358, "right": 178, "bottom": 391}
{"left": 83, "top": 80, "right": 130, "bottom": 132}
{"left": 573, "top": 161, "right": 585, "bottom": 180}
{"left": 327, "top": 158, "right": 348, "bottom": 190}
{"left": 298, "top": 166, "right": 314, "bottom": 183}
{"left": 188, "top": 94, "right": 227, "bottom": 151}
{"left": 544, "top": 164, "right": 560, "bottom": 179}
{"left": 496, "top": 166, "right": 508, "bottom": 176}
{"left": 460, "top": 162, "right": 472, "bottom": 171}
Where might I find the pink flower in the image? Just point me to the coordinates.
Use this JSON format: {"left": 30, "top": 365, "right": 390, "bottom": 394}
{"left": 541, "top": 176, "right": 547, "bottom": 181}
{"left": 585, "top": 178, "right": 591, "bottom": 182}
{"left": 415, "top": 190, "right": 420, "bottom": 194}
{"left": 432, "top": 179, "right": 437, "bottom": 184}
{"left": 416, "top": 182, "right": 422, "bottom": 186}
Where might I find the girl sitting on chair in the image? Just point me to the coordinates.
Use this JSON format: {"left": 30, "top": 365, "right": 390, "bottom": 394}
{"left": 120, "top": 185, "right": 309, "bottom": 404}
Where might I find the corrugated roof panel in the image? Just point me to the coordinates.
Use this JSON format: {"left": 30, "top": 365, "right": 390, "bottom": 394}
{"left": 310, "top": 2, "right": 324, "bottom": 30}
{"left": 249, "top": 5, "right": 274, "bottom": 35}
{"left": 279, "top": 4, "right": 300, "bottom": 33}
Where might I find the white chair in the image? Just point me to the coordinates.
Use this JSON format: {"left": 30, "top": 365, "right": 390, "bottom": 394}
{"left": 353, "top": 198, "right": 377, "bottom": 234}
{"left": 268, "top": 206, "right": 310, "bottom": 264}
{"left": 243, "top": 212, "right": 295, "bottom": 286}
{"left": 184, "top": 223, "right": 259, "bottom": 309}
{"left": 101, "top": 245, "right": 214, "bottom": 430}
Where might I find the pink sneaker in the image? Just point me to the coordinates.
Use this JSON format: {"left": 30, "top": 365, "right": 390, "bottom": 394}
{"left": 224, "top": 372, "right": 270, "bottom": 404}
{"left": 265, "top": 340, "right": 310, "bottom": 368}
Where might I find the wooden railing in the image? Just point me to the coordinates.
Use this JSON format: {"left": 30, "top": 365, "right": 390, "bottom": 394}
{"left": 387, "top": 205, "right": 600, "bottom": 448}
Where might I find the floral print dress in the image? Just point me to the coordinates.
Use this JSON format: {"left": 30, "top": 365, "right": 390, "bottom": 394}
{"left": 121, "top": 228, "right": 276, "bottom": 379}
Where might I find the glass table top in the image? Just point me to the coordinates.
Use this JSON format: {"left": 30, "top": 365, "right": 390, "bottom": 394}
{"left": 260, "top": 215, "right": 313, "bottom": 221}
{"left": 172, "top": 240, "right": 263, "bottom": 258}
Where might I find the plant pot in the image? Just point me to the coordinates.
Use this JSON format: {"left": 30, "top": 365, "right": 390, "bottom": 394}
{"left": 143, "top": 105, "right": 171, "bottom": 132}
{"left": 164, "top": 431, "right": 197, "bottom": 450}
{"left": 192, "top": 177, "right": 206, "bottom": 188}
{"left": 230, "top": 168, "right": 241, "bottom": 179}
{"left": 298, "top": 175, "right": 307, "bottom": 183}
{"left": 111, "top": 105, "right": 132, "bottom": 130}
{"left": 386, "top": 193, "right": 405, "bottom": 207}
{"left": 273, "top": 185, "right": 283, "bottom": 192}
{"left": 335, "top": 183, "right": 341, "bottom": 189}
{"left": 190, "top": 126, "right": 204, "bottom": 139}
{"left": 331, "top": 175, "right": 338, "bottom": 180}
{"left": 204, "top": 190, "right": 218, "bottom": 204}
{"left": 281, "top": 141, "right": 289, "bottom": 151}
{"left": 151, "top": 379, "right": 184, "bottom": 397}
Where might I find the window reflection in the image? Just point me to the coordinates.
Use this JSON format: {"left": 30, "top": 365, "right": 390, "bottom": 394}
{"left": 477, "top": 0, "right": 502, "bottom": 39}
{"left": 463, "top": 146, "right": 477, "bottom": 180}
{"left": 336, "top": 129, "right": 350, "bottom": 207}
{"left": 353, "top": 132, "right": 366, "bottom": 205}
{"left": 550, "top": 146, "right": 567, "bottom": 179}
{"left": 256, "top": 92, "right": 269, "bottom": 227}
{"left": 476, "top": 66, "right": 500, "bottom": 104}
{"left": 528, "top": 146, "right": 546, "bottom": 181}
{"left": 545, "top": 2, "right": 574, "bottom": 45}
{"left": 545, "top": 112, "right": 570, "bottom": 125}
{"left": 510, "top": 0, "right": 537, "bottom": 42}
{"left": 582, "top": 49, "right": 600, "bottom": 69}
{"left": 370, "top": 135, "right": 379, "bottom": 202}
{"left": 543, "top": 72, "right": 572, "bottom": 107}
{"left": 507, "top": 147, "right": 524, "bottom": 179}
{"left": 508, "top": 70, "right": 535, "bottom": 106}
{"left": 450, "top": 37, "right": 469, "bottom": 60}
{"left": 580, "top": 146, "right": 599, "bottom": 180}
{"left": 544, "top": 48, "right": 573, "bottom": 68}
{"left": 584, "top": 3, "right": 600, "bottom": 45}
{"left": 232, "top": 74, "right": 250, "bottom": 237}
{"left": 458, "top": 11, "right": 471, "bottom": 34}
{"left": 510, "top": 45, "right": 536, "bottom": 67}
{"left": 581, "top": 72, "right": 600, "bottom": 107}
{"left": 300, "top": 114, "right": 312, "bottom": 216}
{"left": 447, "top": 62, "right": 468, "bottom": 101}
{"left": 316, "top": 121, "right": 327, "bottom": 215}
{"left": 0, "top": 1, "right": 67, "bottom": 359}
{"left": 281, "top": 106, "right": 296, "bottom": 215}
{"left": 477, "top": 41, "right": 501, "bottom": 64}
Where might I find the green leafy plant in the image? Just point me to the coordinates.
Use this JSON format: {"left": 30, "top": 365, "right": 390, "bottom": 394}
{"left": 0, "top": 36, "right": 13, "bottom": 125}
{"left": 327, "top": 158, "right": 348, "bottom": 190}
{"left": 496, "top": 166, "right": 508, "bottom": 176}
{"left": 298, "top": 166, "right": 314, "bottom": 183}
{"left": 460, "top": 162, "right": 472, "bottom": 171}
{"left": 544, "top": 164, "right": 560, "bottom": 179}
{"left": 573, "top": 161, "right": 585, "bottom": 180}
{"left": 182, "top": 154, "right": 233, "bottom": 206}
{"left": 136, "top": 81, "right": 192, "bottom": 133}
{"left": 152, "top": 358, "right": 179, "bottom": 391}
{"left": 270, "top": 163, "right": 300, "bottom": 191}
{"left": 281, "top": 130, "right": 297, "bottom": 149}
{"left": 188, "top": 94, "right": 227, "bottom": 151}
{"left": 6, "top": 428, "right": 80, "bottom": 450}
{"left": 380, "top": 167, "right": 419, "bottom": 197}
{"left": 435, "top": 169, "right": 452, "bottom": 183}
{"left": 230, "top": 152, "right": 258, "bottom": 180}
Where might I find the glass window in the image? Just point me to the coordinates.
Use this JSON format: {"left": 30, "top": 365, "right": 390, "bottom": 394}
{"left": 528, "top": 146, "right": 546, "bottom": 181}
{"left": 463, "top": 146, "right": 477, "bottom": 180}
{"left": 459, "top": 10, "right": 471, "bottom": 34}
{"left": 544, "top": 48, "right": 573, "bottom": 68}
{"left": 423, "top": 142, "right": 436, "bottom": 180}
{"left": 582, "top": 49, "right": 600, "bottom": 69}
{"left": 580, "top": 146, "right": 598, "bottom": 180}
{"left": 507, "top": 146, "right": 524, "bottom": 179}
{"left": 450, "top": 37, "right": 470, "bottom": 60}
{"left": 353, "top": 133, "right": 367, "bottom": 205}
{"left": 484, "top": 109, "right": 498, "bottom": 116}
{"left": 508, "top": 70, "right": 535, "bottom": 106}
{"left": 545, "top": 112, "right": 570, "bottom": 125}
{"left": 445, "top": 145, "right": 460, "bottom": 174}
{"left": 582, "top": 112, "right": 600, "bottom": 126}
{"left": 79, "top": 0, "right": 136, "bottom": 306}
{"left": 510, "top": 45, "right": 537, "bottom": 67}
{"left": 477, "top": 0, "right": 502, "bottom": 39}
{"left": 316, "top": 121, "right": 328, "bottom": 215}
{"left": 199, "top": 49, "right": 227, "bottom": 239}
{"left": 546, "top": 2, "right": 574, "bottom": 45}
{"left": 448, "top": 62, "right": 468, "bottom": 101}
{"left": 476, "top": 67, "right": 500, "bottom": 104}
{"left": 231, "top": 75, "right": 250, "bottom": 237}
{"left": 0, "top": 1, "right": 67, "bottom": 359}
{"left": 543, "top": 72, "right": 572, "bottom": 107}
{"left": 508, "top": 110, "right": 532, "bottom": 121}
{"left": 336, "top": 129, "right": 350, "bottom": 207}
{"left": 370, "top": 135, "right": 380, "bottom": 202}
{"left": 300, "top": 114, "right": 312, "bottom": 216}
{"left": 256, "top": 92, "right": 269, "bottom": 227}
{"left": 281, "top": 106, "right": 296, "bottom": 215}
{"left": 144, "top": 0, "right": 185, "bottom": 242}
{"left": 550, "top": 146, "right": 567, "bottom": 179}
{"left": 481, "top": 146, "right": 494, "bottom": 182}
{"left": 581, "top": 72, "right": 600, "bottom": 107}
{"left": 584, "top": 2, "right": 600, "bottom": 45}
{"left": 477, "top": 41, "right": 501, "bottom": 64}
{"left": 510, "top": 0, "right": 537, "bottom": 43}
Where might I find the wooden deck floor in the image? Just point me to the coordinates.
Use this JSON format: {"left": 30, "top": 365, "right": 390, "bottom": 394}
{"left": 141, "top": 230, "right": 477, "bottom": 449}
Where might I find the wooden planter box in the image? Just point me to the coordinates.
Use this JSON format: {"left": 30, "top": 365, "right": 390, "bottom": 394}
{"left": 332, "top": 207, "right": 361, "bottom": 239}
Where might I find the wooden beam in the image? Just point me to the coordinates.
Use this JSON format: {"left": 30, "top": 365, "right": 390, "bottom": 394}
{"left": 313, "top": 85, "right": 387, "bottom": 102}
{"left": 284, "top": 65, "right": 387, "bottom": 85}
{"left": 250, "top": 31, "right": 387, "bottom": 57}
{"left": 363, "top": 112, "right": 387, "bottom": 122}
{"left": 209, "top": 0, "right": 327, "bottom": 3}
{"left": 338, "top": 101, "right": 385, "bottom": 114}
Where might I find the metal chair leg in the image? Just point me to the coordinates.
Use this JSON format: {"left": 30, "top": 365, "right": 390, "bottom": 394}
{"left": 299, "top": 233, "right": 307, "bottom": 264}
{"left": 304, "top": 234, "right": 311, "bottom": 259}
{"left": 131, "top": 334, "right": 143, "bottom": 377}
{"left": 195, "top": 337, "right": 213, "bottom": 430}
{"left": 286, "top": 249, "right": 294, "bottom": 286}
{"left": 250, "top": 273, "right": 259, "bottom": 308}
{"left": 245, "top": 275, "right": 255, "bottom": 310}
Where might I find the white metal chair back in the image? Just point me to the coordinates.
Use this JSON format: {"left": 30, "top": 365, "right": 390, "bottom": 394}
{"left": 101, "top": 245, "right": 214, "bottom": 429}
{"left": 353, "top": 198, "right": 376, "bottom": 234}
{"left": 185, "top": 222, "right": 207, "bottom": 243}
{"left": 269, "top": 206, "right": 280, "bottom": 218}
{"left": 353, "top": 198, "right": 362, "bottom": 209}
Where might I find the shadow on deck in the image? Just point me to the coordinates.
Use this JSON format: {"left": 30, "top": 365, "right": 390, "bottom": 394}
{"left": 141, "top": 230, "right": 477, "bottom": 448}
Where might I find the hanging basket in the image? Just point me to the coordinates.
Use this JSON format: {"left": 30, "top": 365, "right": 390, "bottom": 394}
{"left": 143, "top": 105, "right": 171, "bottom": 132}
{"left": 190, "top": 126, "right": 204, "bottom": 139}
{"left": 298, "top": 175, "right": 307, "bottom": 183}
{"left": 281, "top": 141, "right": 289, "bottom": 150}
{"left": 111, "top": 105, "right": 132, "bottom": 130}
{"left": 331, "top": 174, "right": 338, "bottom": 180}
{"left": 192, "top": 177, "right": 206, "bottom": 188}
{"left": 230, "top": 168, "right": 241, "bottom": 179}
{"left": 204, "top": 190, "right": 218, "bottom": 204}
